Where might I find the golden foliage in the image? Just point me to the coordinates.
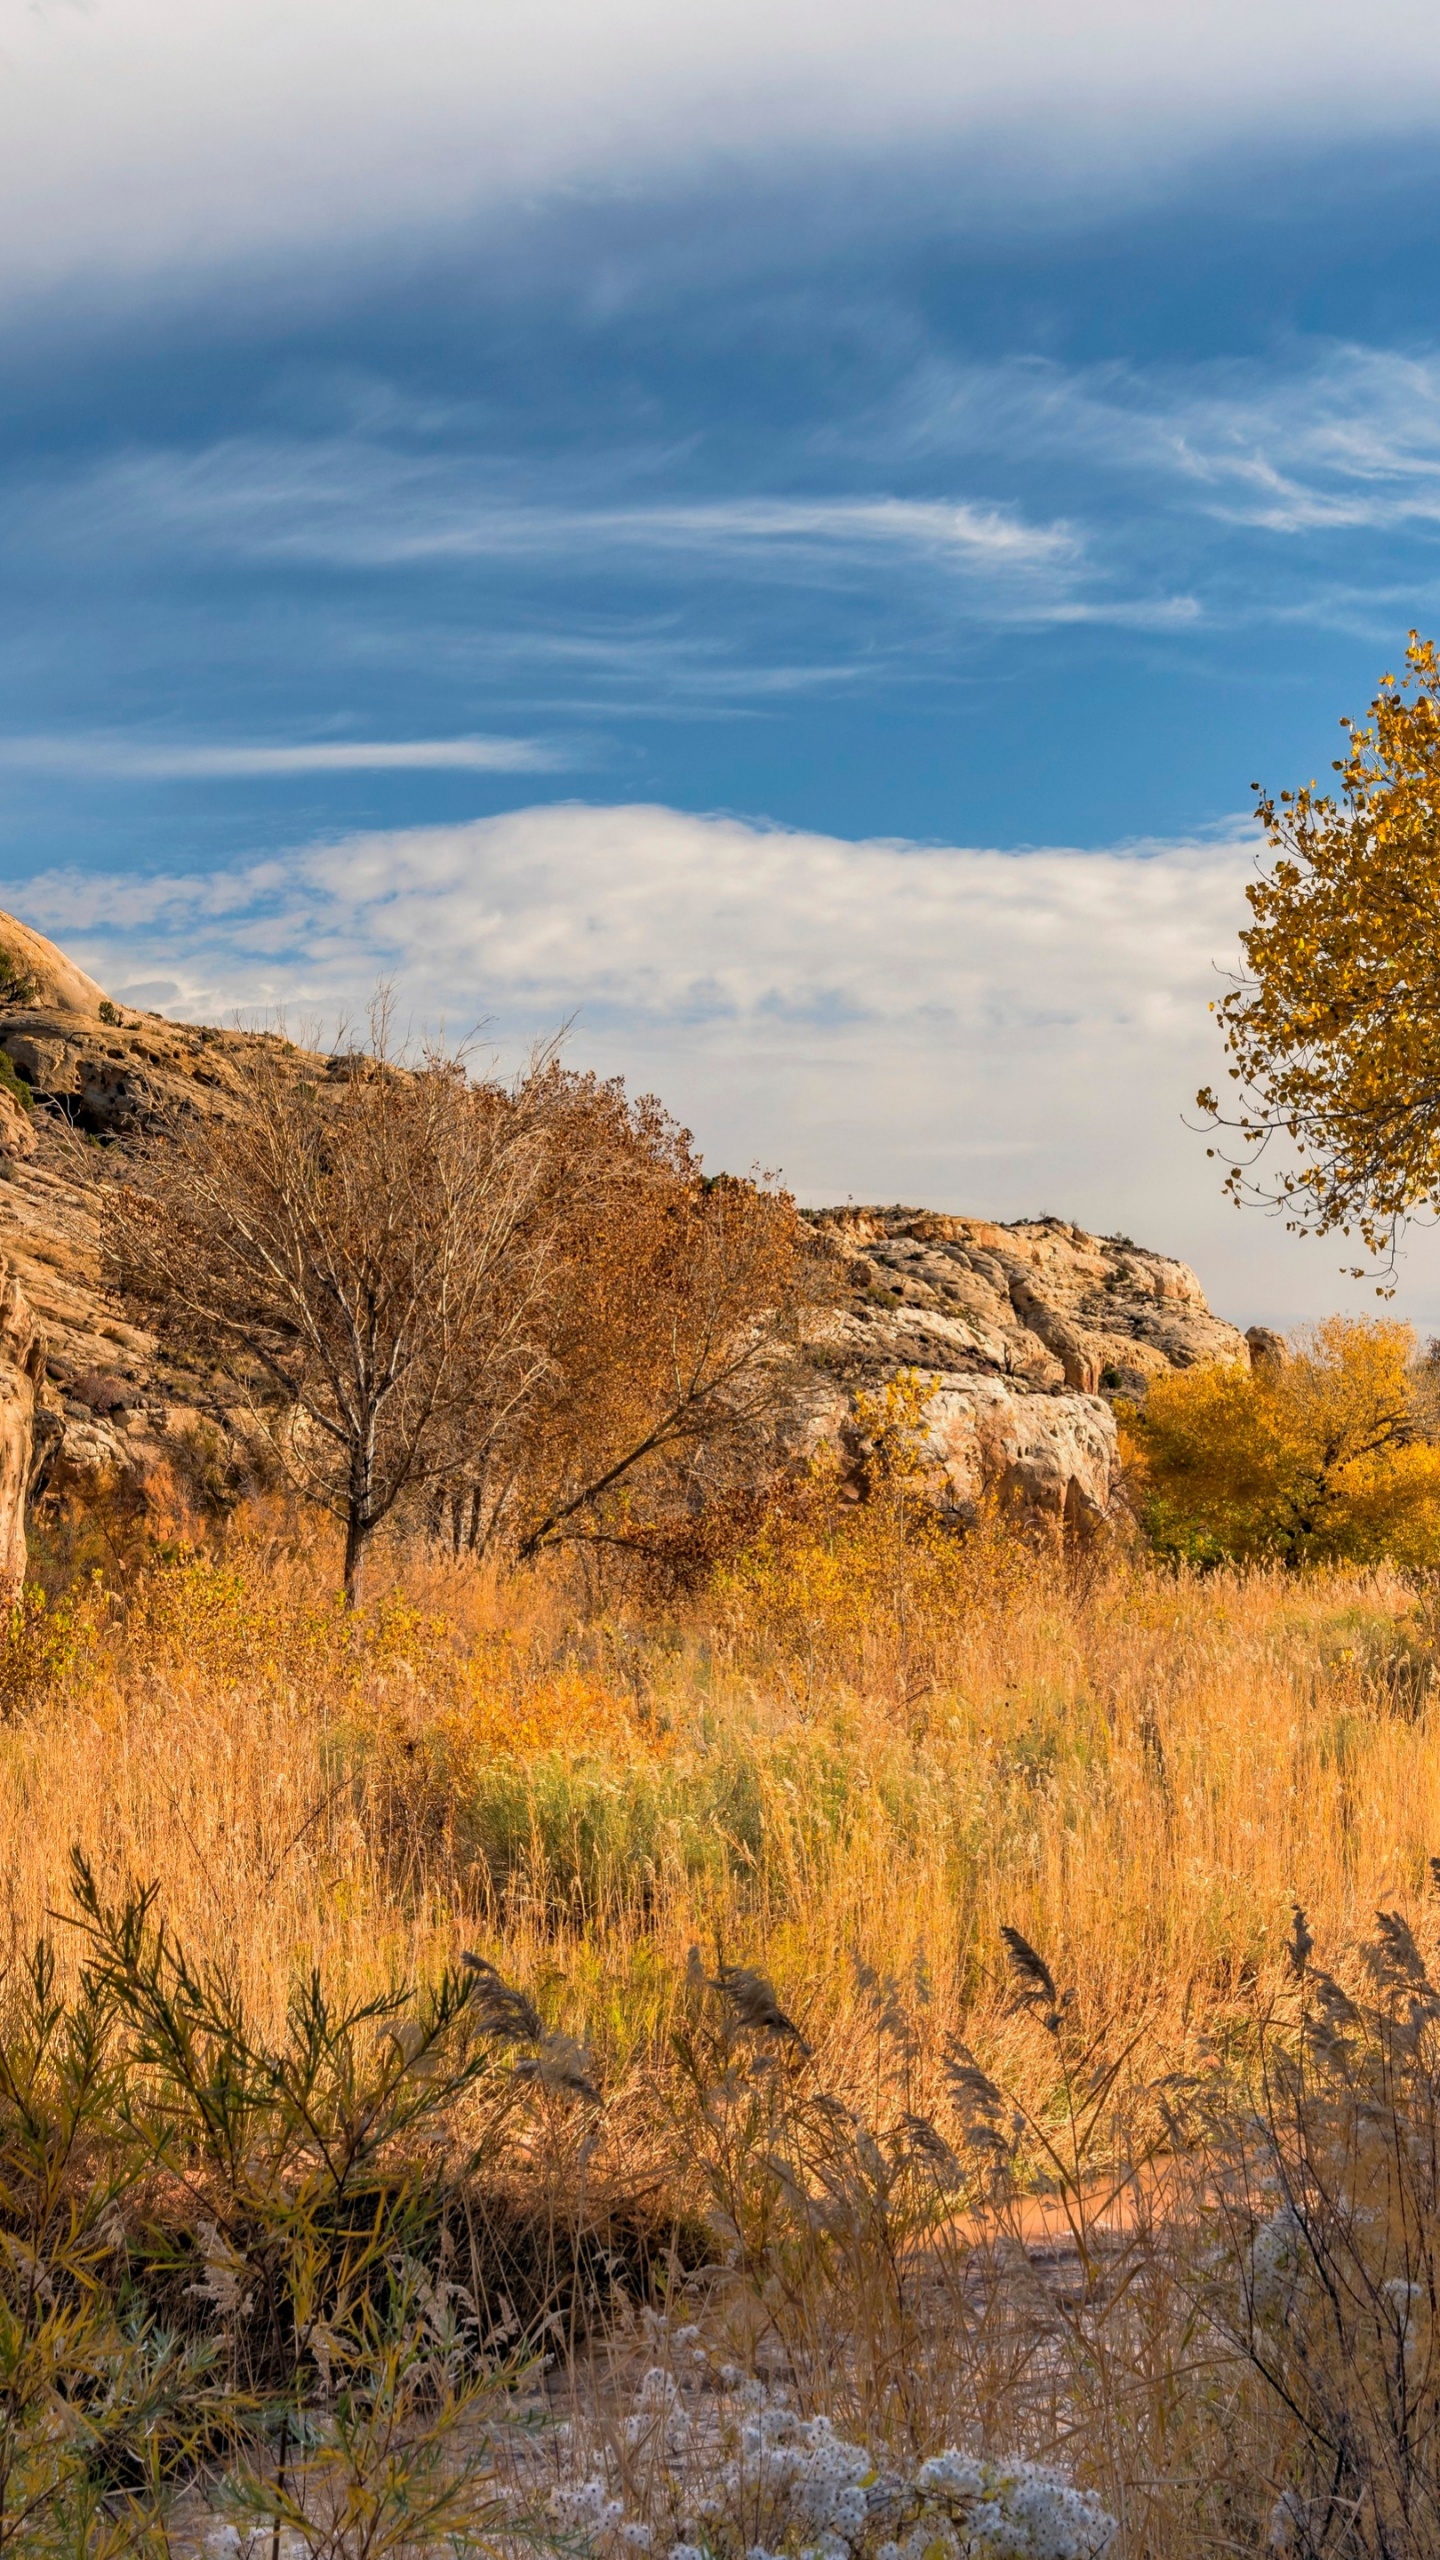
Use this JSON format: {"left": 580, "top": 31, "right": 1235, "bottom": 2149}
{"left": 1201, "top": 632, "right": 1440, "bottom": 1272}
{"left": 1120, "top": 1315, "right": 1440, "bottom": 1565}
{"left": 490, "top": 1070, "right": 810, "bottom": 1562}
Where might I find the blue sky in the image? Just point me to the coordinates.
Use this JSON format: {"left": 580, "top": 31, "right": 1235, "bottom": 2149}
{"left": 8, "top": 0, "right": 1440, "bottom": 1327}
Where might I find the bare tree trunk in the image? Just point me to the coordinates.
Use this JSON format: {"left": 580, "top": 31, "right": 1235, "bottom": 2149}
{"left": 342, "top": 1510, "right": 369, "bottom": 1604}
{"left": 344, "top": 1436, "right": 376, "bottom": 1601}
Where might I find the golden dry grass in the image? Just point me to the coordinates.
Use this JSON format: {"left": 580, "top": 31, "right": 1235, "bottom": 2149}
{"left": 8, "top": 1503, "right": 1440, "bottom": 2558}
{"left": 8, "top": 1500, "right": 1440, "bottom": 2112}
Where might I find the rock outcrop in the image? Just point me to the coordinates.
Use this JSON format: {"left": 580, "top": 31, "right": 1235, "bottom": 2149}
{"left": 810, "top": 1207, "right": 1246, "bottom": 1394}
{"left": 0, "top": 914, "right": 110, "bottom": 1018}
{"left": 800, "top": 1207, "right": 1250, "bottom": 1527}
{"left": 0, "top": 908, "right": 1252, "bottom": 1544}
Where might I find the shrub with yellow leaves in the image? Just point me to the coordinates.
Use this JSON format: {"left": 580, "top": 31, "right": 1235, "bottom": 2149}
{"left": 1120, "top": 1314, "right": 1440, "bottom": 1567}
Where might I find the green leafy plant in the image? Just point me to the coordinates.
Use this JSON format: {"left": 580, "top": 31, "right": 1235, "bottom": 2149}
{"left": 0, "top": 1856, "right": 627, "bottom": 2558}
{"left": 0, "top": 1935, "right": 221, "bottom": 2556}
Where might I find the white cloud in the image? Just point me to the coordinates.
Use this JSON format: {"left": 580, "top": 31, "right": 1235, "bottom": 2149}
{"left": 3, "top": 0, "right": 1440, "bottom": 302}
{"left": 0, "top": 733, "right": 560, "bottom": 777}
{"left": 239, "top": 492, "right": 1073, "bottom": 571}
{"left": 23, "top": 797, "right": 1440, "bottom": 1330}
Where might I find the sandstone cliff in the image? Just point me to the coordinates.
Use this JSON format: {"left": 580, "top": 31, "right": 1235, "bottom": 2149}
{"left": 0, "top": 909, "right": 1250, "bottom": 1543}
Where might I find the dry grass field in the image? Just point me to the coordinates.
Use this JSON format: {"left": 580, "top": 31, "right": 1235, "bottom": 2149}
{"left": 8, "top": 1495, "right": 1440, "bottom": 2559}
{"left": 12, "top": 1498, "right": 1440, "bottom": 2080}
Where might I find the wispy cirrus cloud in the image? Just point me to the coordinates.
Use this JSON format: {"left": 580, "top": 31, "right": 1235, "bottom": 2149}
{"left": 30, "top": 441, "right": 1078, "bottom": 577}
{"left": 37, "top": 340, "right": 1440, "bottom": 667}
{"left": 12, "top": 434, "right": 1207, "bottom": 640}
{"left": 0, "top": 732, "right": 562, "bottom": 778}
{"left": 890, "top": 342, "right": 1440, "bottom": 541}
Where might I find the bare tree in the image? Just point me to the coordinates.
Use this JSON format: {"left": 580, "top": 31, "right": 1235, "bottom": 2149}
{"left": 434, "top": 1067, "right": 813, "bottom": 1562}
{"left": 104, "top": 1026, "right": 546, "bottom": 1599}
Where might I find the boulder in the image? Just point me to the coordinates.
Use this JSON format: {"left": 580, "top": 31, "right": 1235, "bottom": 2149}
{"left": 810, "top": 1207, "right": 1247, "bottom": 1399}
{"left": 0, "top": 1011, "right": 274, "bottom": 1140}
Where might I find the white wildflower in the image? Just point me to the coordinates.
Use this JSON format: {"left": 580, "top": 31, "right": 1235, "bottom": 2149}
{"left": 553, "top": 2363, "right": 1113, "bottom": 2560}
{"left": 908, "top": 2452, "right": 1115, "bottom": 2560}
{"left": 625, "top": 2367, "right": 693, "bottom": 2456}
{"left": 918, "top": 2452, "right": 988, "bottom": 2498}
{"left": 552, "top": 2476, "right": 625, "bottom": 2536}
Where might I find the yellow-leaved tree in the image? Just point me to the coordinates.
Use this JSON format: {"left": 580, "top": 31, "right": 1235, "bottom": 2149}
{"left": 1119, "top": 1317, "right": 1440, "bottom": 1567}
{"left": 1200, "top": 633, "right": 1440, "bottom": 1276}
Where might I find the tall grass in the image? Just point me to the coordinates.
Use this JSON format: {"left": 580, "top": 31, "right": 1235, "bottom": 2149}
{"left": 7, "top": 1500, "right": 1440, "bottom": 2553}
{"left": 7, "top": 1501, "right": 1440, "bottom": 2104}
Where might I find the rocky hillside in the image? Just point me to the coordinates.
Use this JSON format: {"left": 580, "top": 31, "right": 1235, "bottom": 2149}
{"left": 0, "top": 908, "right": 1255, "bottom": 1552}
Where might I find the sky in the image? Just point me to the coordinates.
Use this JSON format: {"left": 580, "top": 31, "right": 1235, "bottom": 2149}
{"left": 8, "top": 0, "right": 1440, "bottom": 1330}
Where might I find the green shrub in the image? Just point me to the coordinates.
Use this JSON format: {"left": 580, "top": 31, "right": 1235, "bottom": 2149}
{"left": 0, "top": 1049, "right": 33, "bottom": 1113}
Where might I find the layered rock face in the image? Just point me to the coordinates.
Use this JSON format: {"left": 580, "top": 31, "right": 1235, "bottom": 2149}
{"left": 800, "top": 1207, "right": 1249, "bottom": 1526}
{"left": 0, "top": 914, "right": 322, "bottom": 1526}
